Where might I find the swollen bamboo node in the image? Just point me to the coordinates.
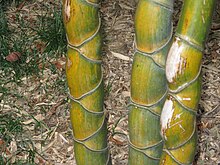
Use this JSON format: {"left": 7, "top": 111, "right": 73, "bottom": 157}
{"left": 63, "top": 0, "right": 110, "bottom": 164}
{"left": 160, "top": 0, "right": 216, "bottom": 164}
{"left": 128, "top": 0, "right": 173, "bottom": 164}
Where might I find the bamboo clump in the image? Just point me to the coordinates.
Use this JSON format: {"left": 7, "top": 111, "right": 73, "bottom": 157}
{"left": 62, "top": 0, "right": 216, "bottom": 164}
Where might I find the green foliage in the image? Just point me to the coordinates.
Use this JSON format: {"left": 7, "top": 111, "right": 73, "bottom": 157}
{"left": 0, "top": 0, "right": 25, "bottom": 9}
{"left": 0, "top": 8, "right": 9, "bottom": 36}
{"left": 34, "top": 8, "right": 67, "bottom": 53}
{"left": 0, "top": 113, "right": 23, "bottom": 142}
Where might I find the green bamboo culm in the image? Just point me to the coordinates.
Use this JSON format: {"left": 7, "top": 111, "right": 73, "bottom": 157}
{"left": 128, "top": 0, "right": 173, "bottom": 164}
{"left": 62, "top": 0, "right": 110, "bottom": 164}
{"left": 160, "top": 0, "right": 216, "bottom": 164}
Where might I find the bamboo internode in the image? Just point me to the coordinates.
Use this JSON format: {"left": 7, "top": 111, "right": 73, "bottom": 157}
{"left": 63, "top": 0, "right": 110, "bottom": 164}
{"left": 128, "top": 0, "right": 173, "bottom": 164}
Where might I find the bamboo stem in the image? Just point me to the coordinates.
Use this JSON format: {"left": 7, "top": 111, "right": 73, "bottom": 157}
{"left": 160, "top": 0, "right": 216, "bottom": 164}
{"left": 128, "top": 0, "right": 173, "bottom": 164}
{"left": 63, "top": 0, "right": 110, "bottom": 164}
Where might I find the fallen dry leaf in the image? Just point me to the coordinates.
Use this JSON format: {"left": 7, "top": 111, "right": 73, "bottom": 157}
{"left": 5, "top": 52, "right": 21, "bottom": 62}
{"left": 52, "top": 61, "right": 65, "bottom": 70}
{"left": 109, "top": 136, "right": 125, "bottom": 146}
{"left": 0, "top": 138, "right": 4, "bottom": 146}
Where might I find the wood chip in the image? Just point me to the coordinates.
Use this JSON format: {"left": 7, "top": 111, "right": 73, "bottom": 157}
{"left": 111, "top": 51, "right": 131, "bottom": 61}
